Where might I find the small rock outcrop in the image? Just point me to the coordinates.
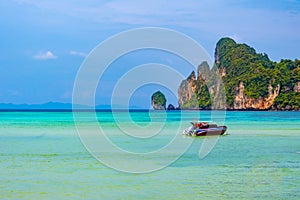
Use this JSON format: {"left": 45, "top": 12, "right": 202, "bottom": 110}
{"left": 151, "top": 91, "right": 166, "bottom": 110}
{"left": 167, "top": 104, "right": 175, "bottom": 110}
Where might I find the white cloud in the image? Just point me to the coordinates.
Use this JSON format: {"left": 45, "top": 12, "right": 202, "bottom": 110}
{"left": 33, "top": 51, "right": 57, "bottom": 60}
{"left": 69, "top": 50, "right": 87, "bottom": 58}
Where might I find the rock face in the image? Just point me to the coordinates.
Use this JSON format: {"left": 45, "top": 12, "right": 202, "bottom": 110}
{"left": 178, "top": 62, "right": 213, "bottom": 109}
{"left": 178, "top": 37, "right": 300, "bottom": 110}
{"left": 151, "top": 91, "right": 166, "bottom": 110}
{"left": 233, "top": 82, "right": 280, "bottom": 110}
{"left": 178, "top": 61, "right": 224, "bottom": 109}
{"left": 178, "top": 71, "right": 197, "bottom": 108}
{"left": 233, "top": 81, "right": 246, "bottom": 109}
{"left": 294, "top": 82, "right": 300, "bottom": 92}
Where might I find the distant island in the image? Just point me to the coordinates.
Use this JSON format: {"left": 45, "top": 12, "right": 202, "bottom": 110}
{"left": 0, "top": 102, "right": 76, "bottom": 110}
{"left": 0, "top": 102, "right": 141, "bottom": 110}
{"left": 152, "top": 37, "right": 300, "bottom": 111}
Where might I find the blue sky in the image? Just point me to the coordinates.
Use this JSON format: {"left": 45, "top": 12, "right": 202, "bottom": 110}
{"left": 1, "top": 0, "right": 300, "bottom": 108}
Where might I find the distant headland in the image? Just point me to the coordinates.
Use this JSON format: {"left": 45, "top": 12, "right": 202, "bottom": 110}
{"left": 0, "top": 102, "right": 141, "bottom": 111}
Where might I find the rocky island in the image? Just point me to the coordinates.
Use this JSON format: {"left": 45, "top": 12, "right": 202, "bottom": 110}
{"left": 151, "top": 91, "right": 167, "bottom": 110}
{"left": 151, "top": 91, "right": 177, "bottom": 110}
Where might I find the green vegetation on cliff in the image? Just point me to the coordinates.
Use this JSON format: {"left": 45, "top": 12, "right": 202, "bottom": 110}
{"left": 215, "top": 38, "right": 300, "bottom": 109}
{"left": 179, "top": 37, "right": 300, "bottom": 110}
{"left": 195, "top": 75, "right": 211, "bottom": 109}
{"left": 181, "top": 94, "right": 199, "bottom": 109}
{"left": 215, "top": 38, "right": 275, "bottom": 106}
{"left": 273, "top": 59, "right": 300, "bottom": 110}
{"left": 216, "top": 38, "right": 300, "bottom": 110}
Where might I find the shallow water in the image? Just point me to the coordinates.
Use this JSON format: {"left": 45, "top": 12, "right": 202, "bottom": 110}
{"left": 0, "top": 111, "right": 299, "bottom": 199}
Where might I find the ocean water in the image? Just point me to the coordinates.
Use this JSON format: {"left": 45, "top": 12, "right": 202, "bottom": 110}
{"left": 0, "top": 111, "right": 299, "bottom": 199}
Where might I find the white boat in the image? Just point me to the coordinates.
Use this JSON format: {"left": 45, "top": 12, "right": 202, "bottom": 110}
{"left": 183, "top": 121, "right": 227, "bottom": 136}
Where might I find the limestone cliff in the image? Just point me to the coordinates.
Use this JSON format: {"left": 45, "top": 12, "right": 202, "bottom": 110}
{"left": 178, "top": 62, "right": 214, "bottom": 109}
{"left": 178, "top": 71, "right": 198, "bottom": 109}
{"left": 178, "top": 37, "right": 300, "bottom": 110}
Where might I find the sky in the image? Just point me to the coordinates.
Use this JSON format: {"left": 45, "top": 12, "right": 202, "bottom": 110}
{"left": 0, "top": 0, "right": 300, "bottom": 108}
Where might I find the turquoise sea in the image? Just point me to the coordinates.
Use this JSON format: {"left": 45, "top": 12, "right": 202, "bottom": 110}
{"left": 0, "top": 111, "right": 299, "bottom": 199}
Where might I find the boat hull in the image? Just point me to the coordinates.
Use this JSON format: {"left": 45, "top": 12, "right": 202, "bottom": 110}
{"left": 194, "top": 126, "right": 227, "bottom": 136}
